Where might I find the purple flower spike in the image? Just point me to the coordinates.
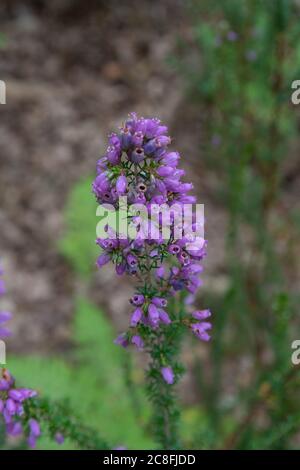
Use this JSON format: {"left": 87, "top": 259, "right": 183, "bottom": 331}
{"left": 0, "top": 311, "right": 12, "bottom": 339}
{"left": 161, "top": 367, "right": 174, "bottom": 385}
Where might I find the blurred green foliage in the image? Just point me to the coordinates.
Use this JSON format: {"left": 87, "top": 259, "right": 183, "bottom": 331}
{"left": 173, "top": 0, "right": 300, "bottom": 449}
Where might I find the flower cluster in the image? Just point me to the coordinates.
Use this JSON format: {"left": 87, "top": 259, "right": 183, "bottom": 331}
{"left": 93, "top": 113, "right": 212, "bottom": 384}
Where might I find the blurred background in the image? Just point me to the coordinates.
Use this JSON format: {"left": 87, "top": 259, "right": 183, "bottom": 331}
{"left": 0, "top": 0, "right": 300, "bottom": 449}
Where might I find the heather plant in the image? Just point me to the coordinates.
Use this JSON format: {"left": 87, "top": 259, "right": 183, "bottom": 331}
{"left": 92, "top": 112, "right": 211, "bottom": 448}
{"left": 173, "top": 0, "right": 300, "bottom": 449}
{"left": 0, "top": 267, "right": 111, "bottom": 449}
